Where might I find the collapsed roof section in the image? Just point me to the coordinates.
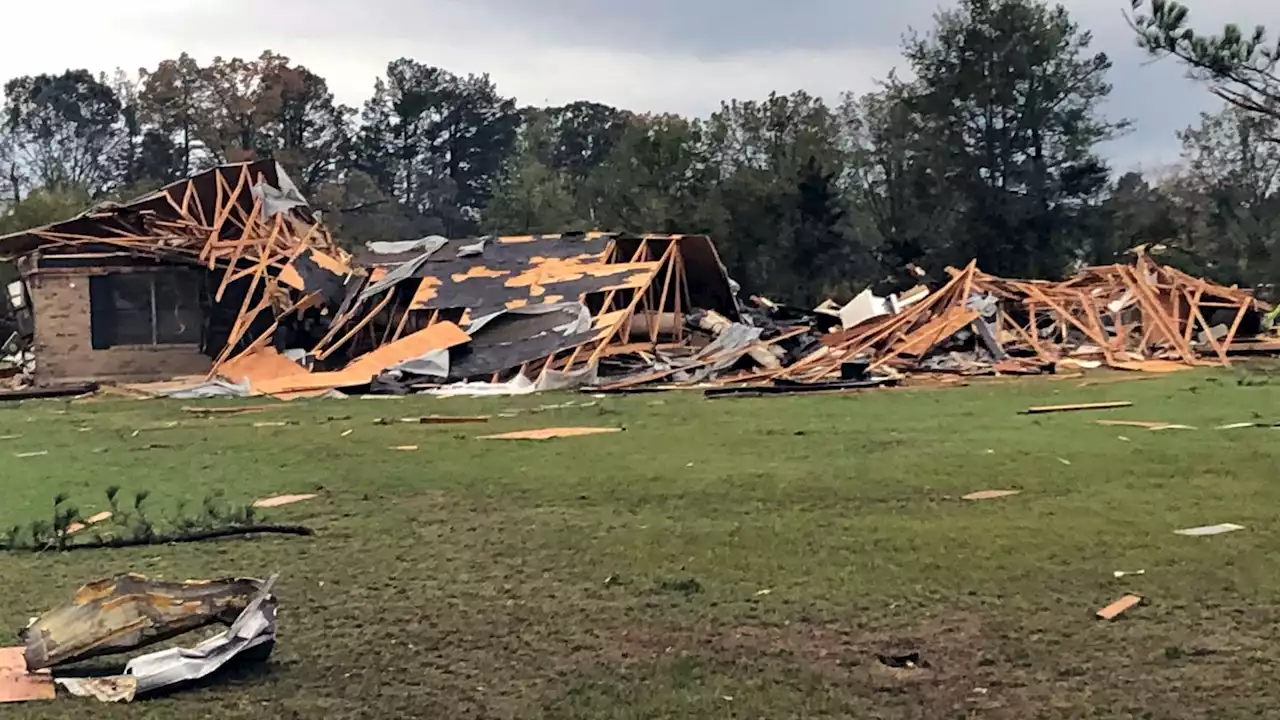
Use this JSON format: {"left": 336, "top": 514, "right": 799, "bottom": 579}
{"left": 756, "top": 252, "right": 1276, "bottom": 385}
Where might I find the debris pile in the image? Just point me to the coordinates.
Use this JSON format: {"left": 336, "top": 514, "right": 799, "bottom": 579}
{"left": 3, "top": 573, "right": 277, "bottom": 704}
{"left": 724, "top": 253, "right": 1276, "bottom": 391}
{"left": 0, "top": 161, "right": 1274, "bottom": 398}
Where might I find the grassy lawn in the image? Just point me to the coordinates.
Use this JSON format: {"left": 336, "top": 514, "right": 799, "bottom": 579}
{"left": 2, "top": 368, "right": 1279, "bottom": 718}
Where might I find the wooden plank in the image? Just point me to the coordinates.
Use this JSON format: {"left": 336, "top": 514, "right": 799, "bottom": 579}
{"left": 1022, "top": 401, "right": 1133, "bottom": 415}
{"left": 1096, "top": 594, "right": 1142, "bottom": 621}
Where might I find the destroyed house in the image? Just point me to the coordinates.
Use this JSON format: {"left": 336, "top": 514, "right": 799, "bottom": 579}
{"left": 0, "top": 160, "right": 345, "bottom": 383}
{"left": 0, "top": 160, "right": 746, "bottom": 394}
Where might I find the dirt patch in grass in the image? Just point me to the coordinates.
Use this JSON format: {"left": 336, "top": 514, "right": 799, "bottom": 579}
{"left": 558, "top": 613, "right": 994, "bottom": 716}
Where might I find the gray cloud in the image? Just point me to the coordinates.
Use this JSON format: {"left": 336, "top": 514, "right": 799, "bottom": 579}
{"left": 6, "top": 0, "right": 1280, "bottom": 170}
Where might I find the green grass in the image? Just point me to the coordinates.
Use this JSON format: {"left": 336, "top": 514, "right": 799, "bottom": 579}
{"left": 2, "top": 367, "right": 1279, "bottom": 718}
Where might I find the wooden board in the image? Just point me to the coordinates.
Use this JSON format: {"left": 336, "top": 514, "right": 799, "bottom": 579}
{"left": 0, "top": 647, "right": 54, "bottom": 703}
{"left": 479, "top": 427, "right": 623, "bottom": 440}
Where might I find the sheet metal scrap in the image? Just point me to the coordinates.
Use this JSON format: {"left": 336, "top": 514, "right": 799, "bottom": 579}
{"left": 21, "top": 573, "right": 265, "bottom": 671}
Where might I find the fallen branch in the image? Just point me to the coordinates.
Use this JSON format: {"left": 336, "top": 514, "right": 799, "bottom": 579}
{"left": 16, "top": 524, "right": 314, "bottom": 552}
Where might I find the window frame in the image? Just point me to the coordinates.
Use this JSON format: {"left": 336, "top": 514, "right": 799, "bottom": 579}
{"left": 88, "top": 270, "right": 205, "bottom": 350}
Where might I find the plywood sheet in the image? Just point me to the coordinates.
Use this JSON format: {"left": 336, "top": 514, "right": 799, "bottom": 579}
{"left": 218, "top": 347, "right": 305, "bottom": 387}
{"left": 253, "top": 494, "right": 317, "bottom": 508}
{"left": 479, "top": 427, "right": 623, "bottom": 440}
{"left": 0, "top": 647, "right": 54, "bottom": 703}
{"left": 344, "top": 321, "right": 469, "bottom": 377}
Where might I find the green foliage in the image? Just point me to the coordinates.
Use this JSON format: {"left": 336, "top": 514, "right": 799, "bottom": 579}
{"left": 0, "top": 186, "right": 93, "bottom": 235}
{"left": 0, "top": 486, "right": 269, "bottom": 552}
{"left": 881, "top": 0, "right": 1126, "bottom": 278}
{"left": 1130, "top": 0, "right": 1280, "bottom": 118}
{"left": 0, "top": 1, "right": 1275, "bottom": 307}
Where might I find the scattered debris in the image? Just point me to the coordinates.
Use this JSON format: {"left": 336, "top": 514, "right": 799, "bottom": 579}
{"left": 962, "top": 490, "right": 1021, "bottom": 501}
{"left": 1175, "top": 523, "right": 1245, "bottom": 536}
{"left": 1097, "top": 594, "right": 1143, "bottom": 620}
{"left": 1023, "top": 401, "right": 1134, "bottom": 415}
{"left": 252, "top": 494, "right": 317, "bottom": 509}
{"left": 478, "top": 427, "right": 624, "bottom": 440}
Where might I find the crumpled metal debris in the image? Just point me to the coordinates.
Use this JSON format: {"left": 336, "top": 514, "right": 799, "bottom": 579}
{"left": 21, "top": 574, "right": 266, "bottom": 671}
{"left": 52, "top": 574, "right": 278, "bottom": 702}
{"left": 55, "top": 676, "right": 137, "bottom": 703}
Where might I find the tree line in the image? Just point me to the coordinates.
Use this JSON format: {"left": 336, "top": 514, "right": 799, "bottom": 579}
{"left": 1, "top": 0, "right": 1277, "bottom": 304}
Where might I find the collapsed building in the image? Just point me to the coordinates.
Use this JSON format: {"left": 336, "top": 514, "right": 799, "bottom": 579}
{"left": 0, "top": 160, "right": 1275, "bottom": 399}
{"left": 0, "top": 161, "right": 765, "bottom": 396}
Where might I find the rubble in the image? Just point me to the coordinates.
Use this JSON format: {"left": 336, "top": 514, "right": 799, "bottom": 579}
{"left": 0, "top": 161, "right": 1274, "bottom": 397}
{"left": 21, "top": 574, "right": 266, "bottom": 670}
{"left": 16, "top": 573, "right": 279, "bottom": 703}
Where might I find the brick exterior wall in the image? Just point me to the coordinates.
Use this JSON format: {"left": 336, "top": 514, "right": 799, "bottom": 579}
{"left": 25, "top": 267, "right": 212, "bottom": 383}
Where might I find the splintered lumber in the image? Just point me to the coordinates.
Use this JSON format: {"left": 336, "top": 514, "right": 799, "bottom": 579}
{"left": 1096, "top": 594, "right": 1142, "bottom": 620}
{"left": 1022, "top": 401, "right": 1133, "bottom": 415}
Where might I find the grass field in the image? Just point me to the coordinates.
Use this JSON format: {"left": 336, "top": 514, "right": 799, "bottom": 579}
{"left": 2, "top": 367, "right": 1279, "bottom": 718}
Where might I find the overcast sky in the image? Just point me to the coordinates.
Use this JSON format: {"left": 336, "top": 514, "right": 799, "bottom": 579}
{"left": 4, "top": 0, "right": 1276, "bottom": 173}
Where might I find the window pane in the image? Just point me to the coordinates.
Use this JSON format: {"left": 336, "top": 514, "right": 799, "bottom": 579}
{"left": 154, "top": 272, "right": 203, "bottom": 345}
{"left": 109, "top": 275, "right": 155, "bottom": 345}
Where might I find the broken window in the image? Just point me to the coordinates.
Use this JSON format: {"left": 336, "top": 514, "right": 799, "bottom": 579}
{"left": 89, "top": 272, "right": 204, "bottom": 349}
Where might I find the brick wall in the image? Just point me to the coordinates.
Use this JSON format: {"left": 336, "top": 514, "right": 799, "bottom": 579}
{"left": 26, "top": 268, "right": 212, "bottom": 383}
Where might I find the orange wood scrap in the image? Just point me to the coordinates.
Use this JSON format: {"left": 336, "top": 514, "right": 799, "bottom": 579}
{"left": 253, "top": 322, "right": 469, "bottom": 397}
{"left": 1096, "top": 594, "right": 1142, "bottom": 620}
{"left": 0, "top": 647, "right": 54, "bottom": 703}
{"left": 65, "top": 511, "right": 112, "bottom": 535}
{"left": 343, "top": 321, "right": 470, "bottom": 377}
{"left": 479, "top": 427, "right": 624, "bottom": 440}
{"left": 217, "top": 346, "right": 306, "bottom": 387}
{"left": 253, "top": 493, "right": 318, "bottom": 508}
